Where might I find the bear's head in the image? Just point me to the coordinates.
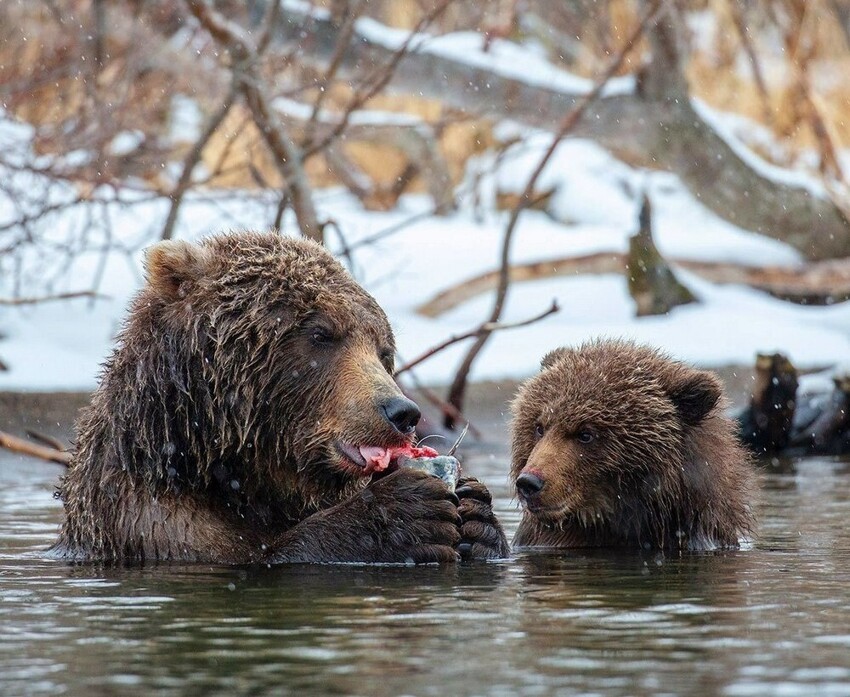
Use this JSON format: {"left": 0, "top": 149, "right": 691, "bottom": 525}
{"left": 510, "top": 340, "right": 723, "bottom": 533}
{"left": 110, "top": 231, "right": 419, "bottom": 511}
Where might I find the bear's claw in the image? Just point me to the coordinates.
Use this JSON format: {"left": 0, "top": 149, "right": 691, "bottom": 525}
{"left": 455, "top": 476, "right": 509, "bottom": 560}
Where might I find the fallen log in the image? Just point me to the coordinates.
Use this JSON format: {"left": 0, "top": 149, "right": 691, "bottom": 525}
{"left": 416, "top": 253, "right": 850, "bottom": 318}
{"left": 0, "top": 429, "right": 72, "bottom": 466}
{"left": 25, "top": 429, "right": 68, "bottom": 453}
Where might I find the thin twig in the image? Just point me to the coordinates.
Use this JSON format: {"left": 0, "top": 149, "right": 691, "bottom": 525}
{"left": 241, "top": 79, "right": 324, "bottom": 241}
{"left": 301, "top": 0, "right": 364, "bottom": 147}
{"left": 346, "top": 208, "right": 439, "bottom": 252}
{"left": 726, "top": 0, "right": 771, "bottom": 125}
{"left": 442, "top": 0, "right": 666, "bottom": 428}
{"left": 0, "top": 198, "right": 89, "bottom": 234}
{"left": 0, "top": 291, "right": 108, "bottom": 306}
{"left": 323, "top": 219, "right": 356, "bottom": 273}
{"left": 161, "top": 83, "right": 237, "bottom": 241}
{"left": 302, "top": 0, "right": 454, "bottom": 159}
{"left": 394, "top": 300, "right": 559, "bottom": 377}
{"left": 272, "top": 192, "right": 290, "bottom": 231}
{"left": 184, "top": 0, "right": 323, "bottom": 242}
{"left": 256, "top": 0, "right": 283, "bottom": 55}
{"left": 184, "top": 0, "right": 257, "bottom": 52}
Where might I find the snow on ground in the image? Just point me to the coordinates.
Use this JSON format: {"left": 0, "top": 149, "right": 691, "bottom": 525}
{"left": 2, "top": 114, "right": 849, "bottom": 392}
{"left": 281, "top": 0, "right": 635, "bottom": 98}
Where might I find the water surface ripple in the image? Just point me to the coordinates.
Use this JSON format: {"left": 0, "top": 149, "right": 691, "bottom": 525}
{"left": 2, "top": 450, "right": 849, "bottom": 696}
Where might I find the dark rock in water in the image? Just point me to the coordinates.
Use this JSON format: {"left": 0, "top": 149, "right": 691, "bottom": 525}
{"left": 787, "top": 374, "right": 850, "bottom": 455}
{"left": 737, "top": 353, "right": 850, "bottom": 457}
{"left": 737, "top": 353, "right": 798, "bottom": 455}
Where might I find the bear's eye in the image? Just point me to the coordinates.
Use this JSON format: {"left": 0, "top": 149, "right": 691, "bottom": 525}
{"left": 379, "top": 349, "right": 395, "bottom": 371}
{"left": 577, "top": 430, "right": 595, "bottom": 444}
{"left": 534, "top": 423, "right": 545, "bottom": 438}
{"left": 310, "top": 327, "right": 337, "bottom": 346}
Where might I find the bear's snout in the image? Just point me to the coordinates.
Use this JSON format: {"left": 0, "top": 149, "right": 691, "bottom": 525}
{"left": 379, "top": 395, "right": 421, "bottom": 435}
{"left": 516, "top": 470, "right": 546, "bottom": 499}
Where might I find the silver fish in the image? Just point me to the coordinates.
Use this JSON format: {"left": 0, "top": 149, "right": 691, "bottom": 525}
{"left": 400, "top": 455, "right": 460, "bottom": 491}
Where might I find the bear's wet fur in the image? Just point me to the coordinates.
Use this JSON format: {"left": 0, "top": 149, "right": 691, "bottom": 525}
{"left": 510, "top": 340, "right": 756, "bottom": 551}
{"left": 52, "top": 231, "right": 507, "bottom": 564}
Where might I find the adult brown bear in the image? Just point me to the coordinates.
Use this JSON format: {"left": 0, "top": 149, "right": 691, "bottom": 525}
{"left": 52, "top": 231, "right": 507, "bottom": 564}
{"left": 510, "top": 340, "right": 755, "bottom": 551}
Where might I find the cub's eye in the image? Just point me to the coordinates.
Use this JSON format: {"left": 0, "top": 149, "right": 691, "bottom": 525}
{"left": 310, "top": 327, "right": 336, "bottom": 346}
{"left": 577, "top": 430, "right": 595, "bottom": 444}
{"left": 534, "top": 423, "right": 545, "bottom": 438}
{"left": 379, "top": 349, "right": 395, "bottom": 370}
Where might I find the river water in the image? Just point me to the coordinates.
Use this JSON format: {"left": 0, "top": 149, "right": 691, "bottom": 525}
{"left": 2, "top": 412, "right": 850, "bottom": 696}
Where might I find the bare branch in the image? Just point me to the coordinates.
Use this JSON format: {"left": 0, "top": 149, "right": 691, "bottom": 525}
{"left": 256, "top": 0, "right": 283, "bottom": 55}
{"left": 301, "top": 1, "right": 364, "bottom": 147}
{"left": 346, "top": 208, "right": 440, "bottom": 253}
{"left": 302, "top": 0, "right": 454, "bottom": 159}
{"left": 242, "top": 80, "right": 324, "bottom": 242}
{"left": 726, "top": 0, "right": 772, "bottom": 125}
{"left": 161, "top": 84, "right": 237, "bottom": 241}
{"left": 395, "top": 300, "right": 559, "bottom": 377}
{"left": 400, "top": 373, "right": 482, "bottom": 440}
{"left": 184, "top": 0, "right": 257, "bottom": 57}
{"left": 442, "top": 0, "right": 666, "bottom": 428}
{"left": 184, "top": 0, "right": 324, "bottom": 242}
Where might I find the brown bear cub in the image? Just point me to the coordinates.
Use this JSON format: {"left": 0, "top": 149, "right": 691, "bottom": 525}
{"left": 510, "top": 340, "right": 755, "bottom": 551}
{"left": 52, "top": 231, "right": 507, "bottom": 564}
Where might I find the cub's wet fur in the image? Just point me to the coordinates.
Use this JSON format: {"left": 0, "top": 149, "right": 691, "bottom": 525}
{"left": 511, "top": 340, "right": 756, "bottom": 551}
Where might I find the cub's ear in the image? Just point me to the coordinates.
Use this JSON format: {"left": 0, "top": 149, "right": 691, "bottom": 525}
{"left": 541, "top": 347, "right": 569, "bottom": 370}
{"left": 666, "top": 369, "right": 722, "bottom": 426}
{"left": 145, "top": 240, "right": 211, "bottom": 301}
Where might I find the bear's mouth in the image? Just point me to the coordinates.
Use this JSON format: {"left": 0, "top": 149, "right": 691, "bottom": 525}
{"left": 335, "top": 441, "right": 438, "bottom": 476}
{"left": 521, "top": 498, "right": 572, "bottom": 522}
{"left": 335, "top": 442, "right": 396, "bottom": 475}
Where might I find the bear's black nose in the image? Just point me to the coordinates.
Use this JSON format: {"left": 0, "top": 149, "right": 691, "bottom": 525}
{"left": 516, "top": 472, "right": 545, "bottom": 498}
{"left": 380, "top": 396, "right": 421, "bottom": 435}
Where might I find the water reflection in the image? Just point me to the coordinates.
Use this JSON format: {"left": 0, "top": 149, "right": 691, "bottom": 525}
{"left": 2, "top": 447, "right": 850, "bottom": 696}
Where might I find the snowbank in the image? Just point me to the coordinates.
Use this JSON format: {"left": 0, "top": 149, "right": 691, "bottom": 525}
{"left": 2, "top": 110, "right": 849, "bottom": 393}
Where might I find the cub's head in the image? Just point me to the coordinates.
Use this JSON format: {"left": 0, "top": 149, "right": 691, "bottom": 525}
{"left": 509, "top": 340, "right": 723, "bottom": 528}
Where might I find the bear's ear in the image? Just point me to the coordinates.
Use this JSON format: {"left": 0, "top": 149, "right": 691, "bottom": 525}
{"left": 666, "top": 369, "right": 722, "bottom": 427}
{"left": 145, "top": 240, "right": 211, "bottom": 301}
{"left": 541, "top": 347, "right": 569, "bottom": 370}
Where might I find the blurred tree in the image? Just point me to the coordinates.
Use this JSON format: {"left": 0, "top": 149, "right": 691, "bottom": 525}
{"left": 4, "top": 0, "right": 850, "bottom": 287}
